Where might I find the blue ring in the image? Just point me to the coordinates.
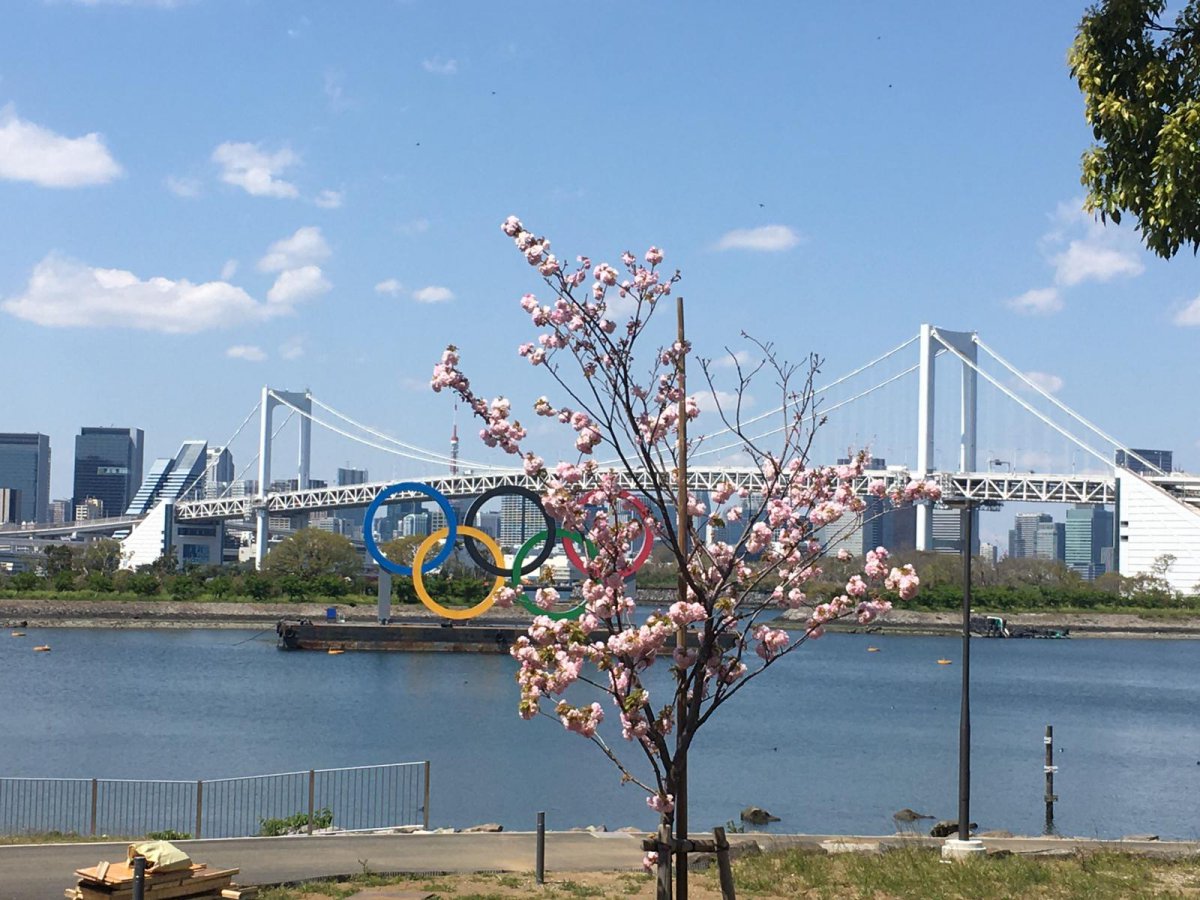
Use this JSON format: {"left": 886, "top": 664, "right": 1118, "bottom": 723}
{"left": 363, "top": 482, "right": 458, "bottom": 576}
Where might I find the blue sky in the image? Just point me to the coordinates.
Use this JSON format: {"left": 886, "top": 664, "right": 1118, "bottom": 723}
{"left": 2, "top": 0, "right": 1197, "bottom": 543}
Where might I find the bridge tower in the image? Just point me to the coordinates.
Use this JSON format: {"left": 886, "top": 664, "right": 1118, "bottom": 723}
{"left": 916, "top": 325, "right": 978, "bottom": 551}
{"left": 255, "top": 387, "right": 313, "bottom": 568}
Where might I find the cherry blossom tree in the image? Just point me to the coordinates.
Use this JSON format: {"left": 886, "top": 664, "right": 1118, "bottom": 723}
{"left": 432, "top": 216, "right": 939, "bottom": 899}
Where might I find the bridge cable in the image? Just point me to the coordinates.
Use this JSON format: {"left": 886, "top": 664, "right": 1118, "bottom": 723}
{"left": 689, "top": 360, "right": 925, "bottom": 460}
{"left": 177, "top": 400, "right": 262, "bottom": 502}
{"left": 268, "top": 392, "right": 520, "bottom": 473}
{"left": 308, "top": 395, "right": 502, "bottom": 470}
{"left": 595, "top": 333, "right": 920, "bottom": 467}
{"left": 930, "top": 328, "right": 1116, "bottom": 472}
{"left": 972, "top": 335, "right": 1166, "bottom": 476}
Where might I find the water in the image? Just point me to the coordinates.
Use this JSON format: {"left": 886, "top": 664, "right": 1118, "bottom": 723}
{"left": 2, "top": 628, "right": 1197, "bottom": 839}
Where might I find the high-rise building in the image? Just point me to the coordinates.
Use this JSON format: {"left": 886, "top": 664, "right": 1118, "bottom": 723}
{"left": 931, "top": 507, "right": 980, "bottom": 555}
{"left": 48, "top": 499, "right": 73, "bottom": 524}
{"left": 1115, "top": 448, "right": 1173, "bottom": 475}
{"left": 500, "top": 492, "right": 543, "bottom": 549}
{"left": 203, "top": 447, "right": 235, "bottom": 498}
{"left": 1034, "top": 521, "right": 1066, "bottom": 562}
{"left": 73, "top": 427, "right": 144, "bottom": 518}
{"left": 0, "top": 488, "right": 21, "bottom": 524}
{"left": 1065, "top": 504, "right": 1114, "bottom": 581}
{"left": 979, "top": 541, "right": 999, "bottom": 565}
{"left": 0, "top": 433, "right": 51, "bottom": 523}
{"left": 401, "top": 511, "right": 431, "bottom": 537}
{"left": 75, "top": 497, "right": 106, "bottom": 521}
{"left": 1009, "top": 513, "right": 1052, "bottom": 559}
{"left": 337, "top": 467, "right": 368, "bottom": 486}
{"left": 125, "top": 441, "right": 208, "bottom": 516}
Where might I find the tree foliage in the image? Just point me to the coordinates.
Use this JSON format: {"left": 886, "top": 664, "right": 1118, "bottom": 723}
{"left": 431, "top": 216, "right": 943, "bottom": 892}
{"left": 262, "top": 529, "right": 361, "bottom": 581}
{"left": 1071, "top": 0, "right": 1200, "bottom": 258}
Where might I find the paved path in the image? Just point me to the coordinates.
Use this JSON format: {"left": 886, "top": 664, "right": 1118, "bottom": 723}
{"left": 4, "top": 831, "right": 1199, "bottom": 900}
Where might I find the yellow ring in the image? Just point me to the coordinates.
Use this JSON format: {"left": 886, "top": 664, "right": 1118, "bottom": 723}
{"left": 411, "top": 526, "right": 505, "bottom": 620}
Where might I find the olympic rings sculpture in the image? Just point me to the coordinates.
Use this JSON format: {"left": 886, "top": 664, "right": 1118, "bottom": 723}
{"left": 362, "top": 481, "right": 655, "bottom": 621}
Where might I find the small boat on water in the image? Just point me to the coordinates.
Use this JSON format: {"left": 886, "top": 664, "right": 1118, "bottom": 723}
{"left": 33, "top": 645, "right": 51, "bottom": 652}
{"left": 867, "top": 646, "right": 880, "bottom": 653}
{"left": 327, "top": 648, "right": 345, "bottom": 655}
{"left": 937, "top": 658, "right": 952, "bottom": 665}
{"left": 11, "top": 631, "right": 25, "bottom": 637}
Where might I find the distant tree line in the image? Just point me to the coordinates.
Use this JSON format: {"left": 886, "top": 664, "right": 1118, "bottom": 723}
{"left": 1, "top": 530, "right": 1194, "bottom": 612}
{"left": 0, "top": 528, "right": 496, "bottom": 606}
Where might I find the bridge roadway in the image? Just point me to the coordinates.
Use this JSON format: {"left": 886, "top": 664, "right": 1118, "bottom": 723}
{"left": 3, "top": 831, "right": 1199, "bottom": 899}
{"left": 172, "top": 467, "right": 1129, "bottom": 523}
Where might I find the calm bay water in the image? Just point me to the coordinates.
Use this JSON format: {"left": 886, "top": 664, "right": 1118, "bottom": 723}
{"left": 2, "top": 628, "right": 1197, "bottom": 839}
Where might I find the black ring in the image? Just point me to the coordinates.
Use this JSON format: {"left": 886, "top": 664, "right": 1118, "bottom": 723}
{"left": 462, "top": 485, "right": 557, "bottom": 577}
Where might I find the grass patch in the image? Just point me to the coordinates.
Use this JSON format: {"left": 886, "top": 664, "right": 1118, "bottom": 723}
{"left": 235, "top": 849, "right": 1200, "bottom": 898}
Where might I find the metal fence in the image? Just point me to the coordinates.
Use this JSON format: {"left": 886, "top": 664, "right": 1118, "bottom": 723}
{"left": 0, "top": 761, "right": 429, "bottom": 839}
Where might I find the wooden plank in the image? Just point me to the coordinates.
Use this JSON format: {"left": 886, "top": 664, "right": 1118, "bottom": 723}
{"left": 77, "top": 870, "right": 237, "bottom": 900}
{"left": 76, "top": 864, "right": 206, "bottom": 887}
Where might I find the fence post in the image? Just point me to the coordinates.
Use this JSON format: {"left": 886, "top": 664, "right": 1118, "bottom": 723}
{"left": 535, "top": 811, "right": 545, "bottom": 884}
{"left": 195, "top": 781, "right": 203, "bottom": 839}
{"left": 656, "top": 823, "right": 672, "bottom": 900}
{"left": 422, "top": 761, "right": 431, "bottom": 830}
{"left": 90, "top": 779, "right": 98, "bottom": 837}
{"left": 1044, "top": 725, "right": 1057, "bottom": 834}
{"left": 714, "top": 826, "right": 736, "bottom": 900}
{"left": 307, "top": 770, "right": 315, "bottom": 836}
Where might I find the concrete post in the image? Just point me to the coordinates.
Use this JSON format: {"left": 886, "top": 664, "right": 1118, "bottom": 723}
{"left": 916, "top": 325, "right": 937, "bottom": 551}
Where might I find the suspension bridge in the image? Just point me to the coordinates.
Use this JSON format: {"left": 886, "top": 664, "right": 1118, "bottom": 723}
{"left": 4, "top": 325, "right": 1198, "bottom": 592}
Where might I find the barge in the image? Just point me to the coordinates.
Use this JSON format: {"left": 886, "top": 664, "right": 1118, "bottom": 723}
{"left": 276, "top": 618, "right": 526, "bottom": 653}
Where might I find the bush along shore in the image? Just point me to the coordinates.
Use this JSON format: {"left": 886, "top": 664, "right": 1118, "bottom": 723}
{"left": 2, "top": 535, "right": 1199, "bottom": 635}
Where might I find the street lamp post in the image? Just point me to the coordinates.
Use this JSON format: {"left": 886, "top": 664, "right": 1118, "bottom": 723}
{"left": 941, "top": 496, "right": 987, "bottom": 860}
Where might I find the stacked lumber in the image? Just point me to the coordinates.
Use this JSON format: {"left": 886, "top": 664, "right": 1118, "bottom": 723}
{"left": 64, "top": 862, "right": 254, "bottom": 900}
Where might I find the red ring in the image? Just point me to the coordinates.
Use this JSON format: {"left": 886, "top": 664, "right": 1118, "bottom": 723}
{"left": 562, "top": 490, "right": 655, "bottom": 578}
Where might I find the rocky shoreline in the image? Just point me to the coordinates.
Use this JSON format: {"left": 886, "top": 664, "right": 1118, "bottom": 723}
{"left": 1, "top": 597, "right": 1199, "bottom": 639}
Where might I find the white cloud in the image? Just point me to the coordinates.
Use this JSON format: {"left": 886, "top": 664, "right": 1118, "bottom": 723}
{"left": 220, "top": 259, "right": 238, "bottom": 280}
{"left": 1021, "top": 371, "right": 1064, "bottom": 394}
{"left": 374, "top": 278, "right": 404, "bottom": 297}
{"left": 314, "top": 188, "right": 343, "bottom": 209}
{"left": 226, "top": 345, "right": 266, "bottom": 362}
{"left": 1173, "top": 295, "right": 1200, "bottom": 326}
{"left": 711, "top": 349, "right": 755, "bottom": 370}
{"left": 695, "top": 389, "right": 753, "bottom": 414}
{"left": 1043, "top": 201, "right": 1144, "bottom": 287}
{"left": 412, "top": 285, "right": 454, "bottom": 303}
{"left": 1007, "top": 287, "right": 1062, "bottom": 316}
{"left": 268, "top": 265, "right": 330, "bottom": 306}
{"left": 2, "top": 254, "right": 281, "bottom": 333}
{"left": 164, "top": 175, "right": 200, "bottom": 198}
{"left": 1052, "top": 240, "right": 1143, "bottom": 286}
{"left": 257, "top": 226, "right": 330, "bottom": 272}
{"left": 714, "top": 224, "right": 802, "bottom": 252}
{"left": 0, "top": 105, "right": 123, "bottom": 187}
{"left": 212, "top": 141, "right": 299, "bottom": 198}
{"left": 422, "top": 57, "right": 458, "bottom": 75}
{"left": 279, "top": 336, "right": 305, "bottom": 360}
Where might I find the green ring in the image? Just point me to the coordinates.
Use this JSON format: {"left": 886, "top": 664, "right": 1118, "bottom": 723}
{"left": 511, "top": 529, "right": 595, "bottom": 621}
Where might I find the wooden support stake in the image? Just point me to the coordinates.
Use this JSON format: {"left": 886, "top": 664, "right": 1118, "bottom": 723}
{"left": 656, "top": 823, "right": 672, "bottom": 900}
{"left": 89, "top": 778, "right": 98, "bottom": 837}
{"left": 714, "top": 827, "right": 736, "bottom": 900}
{"left": 535, "top": 811, "right": 545, "bottom": 884}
